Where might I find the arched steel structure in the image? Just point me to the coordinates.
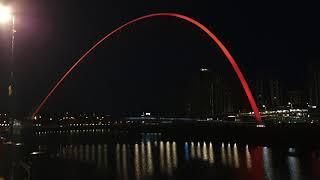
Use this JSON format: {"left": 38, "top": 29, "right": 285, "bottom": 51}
{"left": 32, "top": 13, "right": 261, "bottom": 121}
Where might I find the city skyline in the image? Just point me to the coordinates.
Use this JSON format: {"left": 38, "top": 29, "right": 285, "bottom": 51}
{"left": 0, "top": 0, "right": 319, "bottom": 116}
{"left": 1, "top": 1, "right": 320, "bottom": 179}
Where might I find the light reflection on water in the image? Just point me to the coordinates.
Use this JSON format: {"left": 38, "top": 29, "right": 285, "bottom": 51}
{"left": 227, "top": 143, "right": 233, "bottom": 167}
{"left": 134, "top": 144, "right": 141, "bottom": 179}
{"left": 288, "top": 156, "right": 301, "bottom": 180}
{"left": 221, "top": 142, "right": 227, "bottom": 166}
{"left": 115, "top": 143, "right": 121, "bottom": 179}
{"left": 263, "top": 147, "right": 275, "bottom": 180}
{"left": 159, "top": 141, "right": 164, "bottom": 173}
{"left": 147, "top": 141, "right": 153, "bottom": 176}
{"left": 190, "top": 142, "right": 195, "bottom": 159}
{"left": 122, "top": 144, "right": 128, "bottom": 180}
{"left": 166, "top": 141, "right": 173, "bottom": 175}
{"left": 51, "top": 133, "right": 320, "bottom": 180}
{"left": 140, "top": 142, "right": 146, "bottom": 177}
{"left": 233, "top": 143, "right": 240, "bottom": 168}
{"left": 208, "top": 142, "right": 214, "bottom": 164}
{"left": 246, "top": 145, "right": 252, "bottom": 169}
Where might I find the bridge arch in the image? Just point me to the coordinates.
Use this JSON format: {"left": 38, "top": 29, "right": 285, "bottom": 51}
{"left": 32, "top": 13, "right": 261, "bottom": 121}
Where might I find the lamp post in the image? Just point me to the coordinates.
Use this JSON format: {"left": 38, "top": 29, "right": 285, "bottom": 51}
{"left": 0, "top": 3, "right": 15, "bottom": 141}
{"left": 0, "top": 4, "right": 15, "bottom": 98}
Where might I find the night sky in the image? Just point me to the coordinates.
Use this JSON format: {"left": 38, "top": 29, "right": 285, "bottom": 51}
{"left": 0, "top": 0, "right": 319, "bottom": 116}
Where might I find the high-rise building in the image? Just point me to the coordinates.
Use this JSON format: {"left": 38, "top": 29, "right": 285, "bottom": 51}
{"left": 269, "top": 79, "right": 281, "bottom": 107}
{"left": 253, "top": 79, "right": 266, "bottom": 108}
{"left": 187, "top": 68, "right": 234, "bottom": 117}
{"left": 287, "top": 90, "right": 305, "bottom": 107}
{"left": 210, "top": 73, "right": 233, "bottom": 115}
{"left": 308, "top": 62, "right": 320, "bottom": 106}
{"left": 252, "top": 72, "right": 283, "bottom": 109}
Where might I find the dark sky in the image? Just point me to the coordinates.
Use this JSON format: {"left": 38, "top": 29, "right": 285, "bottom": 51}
{"left": 0, "top": 0, "right": 319, "bottom": 116}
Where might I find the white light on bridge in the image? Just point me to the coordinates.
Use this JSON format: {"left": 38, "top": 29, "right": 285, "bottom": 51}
{"left": 256, "top": 124, "right": 265, "bottom": 128}
{"left": 200, "top": 68, "right": 209, "bottom": 72}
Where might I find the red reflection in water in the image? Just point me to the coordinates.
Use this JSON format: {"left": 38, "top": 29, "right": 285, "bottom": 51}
{"left": 248, "top": 146, "right": 264, "bottom": 180}
{"left": 32, "top": 13, "right": 261, "bottom": 121}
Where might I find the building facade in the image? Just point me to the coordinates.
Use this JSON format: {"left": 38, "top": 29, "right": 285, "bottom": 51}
{"left": 252, "top": 73, "right": 283, "bottom": 110}
{"left": 308, "top": 62, "right": 320, "bottom": 106}
{"left": 187, "top": 68, "right": 235, "bottom": 117}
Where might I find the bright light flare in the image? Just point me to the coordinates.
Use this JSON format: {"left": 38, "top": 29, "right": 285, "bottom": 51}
{"left": 0, "top": 4, "right": 12, "bottom": 23}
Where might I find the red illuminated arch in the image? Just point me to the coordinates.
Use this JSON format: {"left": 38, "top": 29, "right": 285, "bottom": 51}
{"left": 32, "top": 13, "right": 261, "bottom": 121}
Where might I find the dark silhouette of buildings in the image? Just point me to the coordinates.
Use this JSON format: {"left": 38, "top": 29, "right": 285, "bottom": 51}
{"left": 186, "top": 68, "right": 236, "bottom": 118}
{"left": 308, "top": 62, "right": 320, "bottom": 107}
{"left": 287, "top": 90, "right": 305, "bottom": 107}
{"left": 252, "top": 71, "right": 283, "bottom": 110}
{"left": 210, "top": 72, "right": 233, "bottom": 115}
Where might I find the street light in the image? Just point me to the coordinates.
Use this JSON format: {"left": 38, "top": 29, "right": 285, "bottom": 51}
{"left": 0, "top": 3, "right": 15, "bottom": 142}
{"left": 0, "top": 3, "right": 15, "bottom": 97}
{"left": 0, "top": 4, "right": 12, "bottom": 23}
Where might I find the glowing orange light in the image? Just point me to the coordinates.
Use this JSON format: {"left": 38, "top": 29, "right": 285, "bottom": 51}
{"left": 32, "top": 13, "right": 261, "bottom": 121}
